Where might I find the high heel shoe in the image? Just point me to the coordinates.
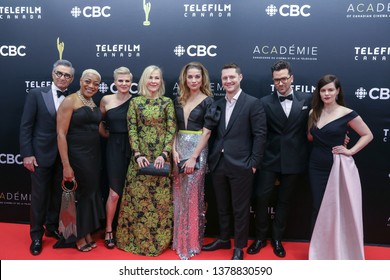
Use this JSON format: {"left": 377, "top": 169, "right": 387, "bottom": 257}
{"left": 76, "top": 239, "right": 92, "bottom": 252}
{"left": 104, "top": 231, "right": 115, "bottom": 249}
{"left": 86, "top": 234, "right": 97, "bottom": 249}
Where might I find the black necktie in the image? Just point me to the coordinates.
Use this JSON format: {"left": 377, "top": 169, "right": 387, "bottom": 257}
{"left": 279, "top": 94, "right": 293, "bottom": 102}
{"left": 57, "top": 90, "right": 69, "bottom": 98}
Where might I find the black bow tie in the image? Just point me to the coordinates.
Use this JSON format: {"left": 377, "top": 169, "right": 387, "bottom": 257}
{"left": 57, "top": 90, "right": 69, "bottom": 98}
{"left": 279, "top": 94, "right": 293, "bottom": 102}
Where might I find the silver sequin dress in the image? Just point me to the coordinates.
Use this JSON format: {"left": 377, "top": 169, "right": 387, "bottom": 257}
{"left": 172, "top": 97, "right": 219, "bottom": 260}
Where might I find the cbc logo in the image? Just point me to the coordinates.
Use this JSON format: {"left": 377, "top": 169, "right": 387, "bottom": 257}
{"left": 0, "top": 45, "right": 26, "bottom": 57}
{"left": 0, "top": 154, "right": 23, "bottom": 165}
{"left": 71, "top": 6, "right": 111, "bottom": 18}
{"left": 355, "top": 87, "right": 390, "bottom": 100}
{"left": 265, "top": 4, "right": 311, "bottom": 17}
{"left": 173, "top": 45, "right": 217, "bottom": 57}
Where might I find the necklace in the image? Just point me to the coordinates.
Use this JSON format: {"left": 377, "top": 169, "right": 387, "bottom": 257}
{"left": 77, "top": 91, "right": 96, "bottom": 110}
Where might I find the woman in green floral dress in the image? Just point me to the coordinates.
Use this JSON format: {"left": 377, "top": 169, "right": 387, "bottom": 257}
{"left": 116, "top": 65, "right": 176, "bottom": 256}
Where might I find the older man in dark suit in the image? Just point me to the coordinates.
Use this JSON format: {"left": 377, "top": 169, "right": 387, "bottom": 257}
{"left": 20, "top": 59, "right": 74, "bottom": 255}
{"left": 202, "top": 63, "right": 267, "bottom": 260}
{"left": 247, "top": 60, "right": 312, "bottom": 258}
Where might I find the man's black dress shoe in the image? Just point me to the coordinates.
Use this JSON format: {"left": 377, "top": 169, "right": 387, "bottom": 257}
{"left": 231, "top": 248, "right": 244, "bottom": 260}
{"left": 271, "top": 240, "right": 286, "bottom": 258}
{"left": 30, "top": 239, "right": 42, "bottom": 256}
{"left": 45, "top": 229, "right": 62, "bottom": 240}
{"left": 247, "top": 239, "right": 267, "bottom": 254}
{"left": 202, "top": 239, "right": 231, "bottom": 251}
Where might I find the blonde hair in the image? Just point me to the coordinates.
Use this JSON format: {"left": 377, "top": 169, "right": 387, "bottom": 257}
{"left": 113, "top": 66, "right": 133, "bottom": 81}
{"left": 137, "top": 65, "right": 165, "bottom": 98}
{"left": 178, "top": 62, "right": 213, "bottom": 106}
{"left": 81, "top": 69, "right": 101, "bottom": 81}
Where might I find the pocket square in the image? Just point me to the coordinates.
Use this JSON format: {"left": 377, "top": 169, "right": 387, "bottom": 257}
{"left": 302, "top": 106, "right": 308, "bottom": 110}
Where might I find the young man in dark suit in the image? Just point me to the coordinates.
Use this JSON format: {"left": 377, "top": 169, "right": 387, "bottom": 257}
{"left": 19, "top": 59, "right": 74, "bottom": 255}
{"left": 202, "top": 63, "right": 267, "bottom": 260}
{"left": 247, "top": 60, "right": 312, "bottom": 258}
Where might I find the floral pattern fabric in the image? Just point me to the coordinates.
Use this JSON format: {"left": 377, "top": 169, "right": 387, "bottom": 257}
{"left": 116, "top": 95, "right": 176, "bottom": 256}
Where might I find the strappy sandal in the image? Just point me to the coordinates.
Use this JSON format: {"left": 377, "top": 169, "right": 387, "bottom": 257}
{"left": 86, "top": 234, "right": 97, "bottom": 249}
{"left": 104, "top": 231, "right": 115, "bottom": 249}
{"left": 88, "top": 241, "right": 97, "bottom": 249}
{"left": 76, "top": 243, "right": 92, "bottom": 252}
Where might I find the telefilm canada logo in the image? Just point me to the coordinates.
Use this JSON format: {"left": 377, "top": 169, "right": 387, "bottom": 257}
{"left": 252, "top": 44, "right": 318, "bottom": 61}
{"left": 354, "top": 46, "right": 389, "bottom": 61}
{"left": 183, "top": 2, "right": 232, "bottom": 18}
{"left": 0, "top": 6, "right": 42, "bottom": 20}
{"left": 270, "top": 84, "right": 315, "bottom": 93}
{"left": 265, "top": 4, "right": 311, "bottom": 17}
{"left": 346, "top": 2, "right": 390, "bottom": 19}
{"left": 25, "top": 80, "right": 52, "bottom": 93}
{"left": 95, "top": 44, "right": 141, "bottom": 58}
{"left": 383, "top": 129, "right": 389, "bottom": 143}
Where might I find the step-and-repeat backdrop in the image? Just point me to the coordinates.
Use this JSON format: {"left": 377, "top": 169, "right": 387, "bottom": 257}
{"left": 1, "top": 0, "right": 389, "bottom": 245}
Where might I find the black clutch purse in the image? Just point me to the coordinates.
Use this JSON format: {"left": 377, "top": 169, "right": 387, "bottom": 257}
{"left": 137, "top": 162, "right": 170, "bottom": 177}
{"left": 178, "top": 158, "right": 200, "bottom": 173}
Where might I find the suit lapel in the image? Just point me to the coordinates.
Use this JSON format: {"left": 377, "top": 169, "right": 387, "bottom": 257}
{"left": 270, "top": 93, "right": 288, "bottom": 122}
{"left": 42, "top": 88, "right": 56, "bottom": 118}
{"left": 285, "top": 94, "right": 305, "bottom": 126}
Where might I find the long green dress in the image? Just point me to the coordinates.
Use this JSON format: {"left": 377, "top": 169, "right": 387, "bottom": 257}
{"left": 116, "top": 95, "right": 176, "bottom": 256}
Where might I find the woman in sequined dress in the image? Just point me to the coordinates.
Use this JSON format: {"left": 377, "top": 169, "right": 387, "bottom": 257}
{"left": 172, "top": 62, "right": 220, "bottom": 260}
{"left": 116, "top": 65, "right": 177, "bottom": 256}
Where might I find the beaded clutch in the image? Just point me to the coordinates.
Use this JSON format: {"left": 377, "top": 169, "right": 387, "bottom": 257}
{"left": 137, "top": 162, "right": 170, "bottom": 177}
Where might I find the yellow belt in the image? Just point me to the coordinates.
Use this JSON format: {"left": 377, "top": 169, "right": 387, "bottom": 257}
{"left": 178, "top": 130, "right": 202, "bottom": 135}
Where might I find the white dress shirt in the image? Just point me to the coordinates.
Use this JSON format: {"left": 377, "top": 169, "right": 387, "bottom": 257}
{"left": 52, "top": 85, "right": 66, "bottom": 111}
{"left": 225, "top": 89, "right": 242, "bottom": 128}
{"left": 277, "top": 91, "right": 294, "bottom": 117}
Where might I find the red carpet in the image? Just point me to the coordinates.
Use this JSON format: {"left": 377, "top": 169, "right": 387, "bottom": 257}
{"left": 0, "top": 222, "right": 389, "bottom": 260}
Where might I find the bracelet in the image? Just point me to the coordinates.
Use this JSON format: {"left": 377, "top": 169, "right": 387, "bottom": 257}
{"left": 160, "top": 153, "right": 167, "bottom": 161}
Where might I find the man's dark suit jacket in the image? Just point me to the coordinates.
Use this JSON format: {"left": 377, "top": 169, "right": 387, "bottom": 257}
{"left": 20, "top": 86, "right": 59, "bottom": 166}
{"left": 260, "top": 91, "right": 312, "bottom": 174}
{"left": 208, "top": 91, "right": 267, "bottom": 173}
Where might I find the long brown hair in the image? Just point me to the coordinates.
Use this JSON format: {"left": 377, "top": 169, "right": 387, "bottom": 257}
{"left": 308, "top": 74, "right": 345, "bottom": 129}
{"left": 178, "top": 62, "right": 213, "bottom": 106}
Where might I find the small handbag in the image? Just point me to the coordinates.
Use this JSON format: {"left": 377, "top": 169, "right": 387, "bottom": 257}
{"left": 178, "top": 158, "right": 200, "bottom": 173}
{"left": 58, "top": 179, "right": 78, "bottom": 240}
{"left": 137, "top": 162, "right": 170, "bottom": 177}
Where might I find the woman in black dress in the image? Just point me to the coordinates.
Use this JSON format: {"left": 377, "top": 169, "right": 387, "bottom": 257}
{"left": 99, "top": 67, "right": 132, "bottom": 249}
{"left": 57, "top": 69, "right": 104, "bottom": 252}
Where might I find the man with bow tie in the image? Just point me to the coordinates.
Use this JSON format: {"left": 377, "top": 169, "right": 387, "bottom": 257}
{"left": 247, "top": 60, "right": 312, "bottom": 258}
{"left": 20, "top": 59, "right": 75, "bottom": 255}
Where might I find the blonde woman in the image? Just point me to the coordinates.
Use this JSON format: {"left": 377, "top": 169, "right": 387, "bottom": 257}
{"left": 116, "top": 65, "right": 176, "bottom": 256}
